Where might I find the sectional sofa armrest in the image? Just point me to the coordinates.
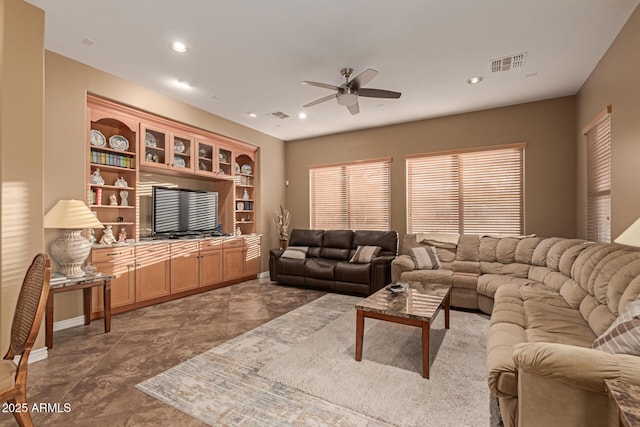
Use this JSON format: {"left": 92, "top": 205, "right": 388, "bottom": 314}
{"left": 513, "top": 342, "right": 640, "bottom": 393}
{"left": 369, "top": 255, "right": 397, "bottom": 293}
{"left": 391, "top": 254, "right": 415, "bottom": 282}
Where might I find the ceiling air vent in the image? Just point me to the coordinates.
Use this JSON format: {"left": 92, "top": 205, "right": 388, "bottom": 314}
{"left": 271, "top": 111, "right": 290, "bottom": 119}
{"left": 490, "top": 52, "right": 527, "bottom": 73}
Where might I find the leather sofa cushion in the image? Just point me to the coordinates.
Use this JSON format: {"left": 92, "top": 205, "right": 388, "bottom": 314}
{"left": 289, "top": 229, "right": 324, "bottom": 258}
{"left": 397, "top": 269, "right": 452, "bottom": 285}
{"left": 305, "top": 258, "right": 337, "bottom": 280}
{"left": 276, "top": 258, "right": 307, "bottom": 276}
{"left": 320, "top": 230, "right": 354, "bottom": 260}
{"left": 354, "top": 230, "right": 398, "bottom": 257}
{"left": 335, "top": 262, "right": 370, "bottom": 284}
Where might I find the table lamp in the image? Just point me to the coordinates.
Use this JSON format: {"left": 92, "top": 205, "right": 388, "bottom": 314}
{"left": 614, "top": 217, "right": 640, "bottom": 247}
{"left": 44, "top": 199, "right": 103, "bottom": 278}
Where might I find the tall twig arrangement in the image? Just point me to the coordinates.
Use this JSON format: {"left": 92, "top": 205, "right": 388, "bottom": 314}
{"left": 275, "top": 205, "right": 291, "bottom": 240}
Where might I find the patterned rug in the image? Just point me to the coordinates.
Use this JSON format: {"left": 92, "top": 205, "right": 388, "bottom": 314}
{"left": 137, "top": 293, "right": 497, "bottom": 426}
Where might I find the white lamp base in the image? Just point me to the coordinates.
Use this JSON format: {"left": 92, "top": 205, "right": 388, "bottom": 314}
{"left": 49, "top": 229, "right": 91, "bottom": 278}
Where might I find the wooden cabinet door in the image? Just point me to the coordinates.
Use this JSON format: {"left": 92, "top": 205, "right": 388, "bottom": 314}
{"left": 170, "top": 242, "right": 199, "bottom": 293}
{"left": 244, "top": 235, "right": 262, "bottom": 277}
{"left": 199, "top": 249, "right": 223, "bottom": 286}
{"left": 140, "top": 123, "right": 171, "bottom": 170}
{"left": 135, "top": 244, "right": 171, "bottom": 301}
{"left": 223, "top": 238, "right": 245, "bottom": 281}
{"left": 91, "top": 247, "right": 135, "bottom": 314}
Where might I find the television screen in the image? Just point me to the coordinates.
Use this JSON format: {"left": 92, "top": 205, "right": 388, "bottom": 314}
{"left": 152, "top": 186, "right": 218, "bottom": 235}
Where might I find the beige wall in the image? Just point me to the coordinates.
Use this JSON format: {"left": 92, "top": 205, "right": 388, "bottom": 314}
{"left": 0, "top": 0, "right": 45, "bottom": 351}
{"left": 576, "top": 5, "right": 640, "bottom": 239}
{"left": 286, "top": 96, "right": 577, "bottom": 238}
{"left": 44, "top": 52, "right": 286, "bottom": 321}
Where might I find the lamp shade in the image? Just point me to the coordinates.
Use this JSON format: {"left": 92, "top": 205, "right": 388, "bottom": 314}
{"left": 44, "top": 199, "right": 103, "bottom": 229}
{"left": 614, "top": 217, "right": 640, "bottom": 247}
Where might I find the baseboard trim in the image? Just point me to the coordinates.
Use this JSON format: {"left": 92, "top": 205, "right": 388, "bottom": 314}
{"left": 14, "top": 347, "right": 48, "bottom": 364}
{"left": 53, "top": 315, "right": 85, "bottom": 332}
{"left": 257, "top": 271, "right": 270, "bottom": 279}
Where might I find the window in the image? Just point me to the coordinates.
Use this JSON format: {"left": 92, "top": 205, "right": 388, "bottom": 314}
{"left": 406, "top": 143, "right": 525, "bottom": 234}
{"left": 310, "top": 158, "right": 391, "bottom": 230}
{"left": 584, "top": 106, "right": 612, "bottom": 243}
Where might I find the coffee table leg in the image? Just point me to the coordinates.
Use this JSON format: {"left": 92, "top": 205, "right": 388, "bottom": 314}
{"left": 355, "top": 309, "right": 364, "bottom": 361}
{"left": 445, "top": 291, "right": 450, "bottom": 330}
{"left": 422, "top": 321, "right": 430, "bottom": 379}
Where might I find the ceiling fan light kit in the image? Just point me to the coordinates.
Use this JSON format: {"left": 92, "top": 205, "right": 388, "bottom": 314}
{"left": 302, "top": 68, "right": 401, "bottom": 115}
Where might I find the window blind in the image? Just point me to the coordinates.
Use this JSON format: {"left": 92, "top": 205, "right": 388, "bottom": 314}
{"left": 585, "top": 107, "right": 612, "bottom": 243}
{"left": 406, "top": 143, "right": 525, "bottom": 234}
{"left": 310, "top": 158, "right": 391, "bottom": 231}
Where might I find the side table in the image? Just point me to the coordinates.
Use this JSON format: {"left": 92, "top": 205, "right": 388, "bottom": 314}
{"left": 604, "top": 379, "right": 640, "bottom": 427}
{"left": 45, "top": 274, "right": 114, "bottom": 349}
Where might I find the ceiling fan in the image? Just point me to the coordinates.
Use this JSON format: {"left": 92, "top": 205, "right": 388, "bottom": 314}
{"left": 302, "top": 68, "right": 401, "bottom": 115}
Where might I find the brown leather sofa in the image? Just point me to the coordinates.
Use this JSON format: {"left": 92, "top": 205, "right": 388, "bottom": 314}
{"left": 269, "top": 229, "right": 398, "bottom": 296}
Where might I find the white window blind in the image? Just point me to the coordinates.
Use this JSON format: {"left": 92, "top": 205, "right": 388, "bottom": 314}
{"left": 585, "top": 107, "right": 612, "bottom": 243}
{"left": 310, "top": 158, "right": 391, "bottom": 230}
{"left": 406, "top": 143, "right": 525, "bottom": 234}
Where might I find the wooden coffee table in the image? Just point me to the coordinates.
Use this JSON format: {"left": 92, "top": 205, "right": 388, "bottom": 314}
{"left": 355, "top": 282, "right": 451, "bottom": 379}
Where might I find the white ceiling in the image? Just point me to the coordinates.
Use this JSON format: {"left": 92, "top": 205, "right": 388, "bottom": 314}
{"left": 27, "top": 0, "right": 639, "bottom": 142}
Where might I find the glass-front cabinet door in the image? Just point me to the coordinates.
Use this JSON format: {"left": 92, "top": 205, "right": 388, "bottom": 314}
{"left": 170, "top": 133, "right": 194, "bottom": 173}
{"left": 140, "top": 123, "right": 170, "bottom": 170}
{"left": 195, "top": 138, "right": 217, "bottom": 177}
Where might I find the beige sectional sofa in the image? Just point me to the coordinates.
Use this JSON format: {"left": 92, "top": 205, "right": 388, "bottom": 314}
{"left": 391, "top": 233, "right": 640, "bottom": 427}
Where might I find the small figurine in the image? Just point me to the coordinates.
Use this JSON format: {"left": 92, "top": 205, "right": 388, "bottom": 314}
{"left": 90, "top": 169, "right": 105, "bottom": 185}
{"left": 120, "top": 190, "right": 129, "bottom": 206}
{"left": 242, "top": 188, "right": 250, "bottom": 200}
{"left": 89, "top": 228, "right": 97, "bottom": 244}
{"left": 109, "top": 194, "right": 118, "bottom": 206}
{"left": 118, "top": 226, "right": 127, "bottom": 242}
{"left": 100, "top": 225, "right": 117, "bottom": 245}
{"left": 114, "top": 176, "right": 128, "bottom": 187}
{"left": 236, "top": 227, "right": 242, "bottom": 236}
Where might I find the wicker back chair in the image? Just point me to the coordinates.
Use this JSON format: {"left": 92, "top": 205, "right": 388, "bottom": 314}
{"left": 0, "top": 253, "right": 51, "bottom": 426}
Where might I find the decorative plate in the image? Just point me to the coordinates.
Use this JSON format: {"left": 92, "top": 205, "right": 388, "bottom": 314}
{"left": 235, "top": 162, "right": 241, "bottom": 174}
{"left": 236, "top": 202, "right": 244, "bottom": 211}
{"left": 145, "top": 131, "right": 157, "bottom": 147}
{"left": 174, "top": 140, "right": 185, "bottom": 153}
{"left": 90, "top": 130, "right": 106, "bottom": 147}
{"left": 241, "top": 164, "right": 252, "bottom": 175}
{"left": 199, "top": 147, "right": 207, "bottom": 157}
{"left": 174, "top": 157, "right": 186, "bottom": 168}
{"left": 109, "top": 135, "right": 129, "bottom": 151}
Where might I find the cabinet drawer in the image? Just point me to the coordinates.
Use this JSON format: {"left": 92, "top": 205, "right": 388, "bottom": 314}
{"left": 223, "top": 238, "right": 245, "bottom": 250}
{"left": 91, "top": 247, "right": 134, "bottom": 264}
{"left": 136, "top": 243, "right": 170, "bottom": 261}
{"left": 170, "top": 241, "right": 199, "bottom": 256}
{"left": 200, "top": 239, "right": 222, "bottom": 252}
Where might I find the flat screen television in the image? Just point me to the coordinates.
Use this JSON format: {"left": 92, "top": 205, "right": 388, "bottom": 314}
{"left": 152, "top": 186, "right": 219, "bottom": 236}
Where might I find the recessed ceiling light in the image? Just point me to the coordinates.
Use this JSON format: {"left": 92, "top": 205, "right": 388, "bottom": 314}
{"left": 170, "top": 41, "right": 189, "bottom": 53}
{"left": 298, "top": 112, "right": 307, "bottom": 119}
{"left": 175, "top": 80, "right": 191, "bottom": 89}
{"left": 248, "top": 113, "right": 257, "bottom": 118}
{"left": 525, "top": 72, "right": 539, "bottom": 78}
{"left": 467, "top": 76, "right": 483, "bottom": 84}
{"left": 82, "top": 38, "right": 95, "bottom": 47}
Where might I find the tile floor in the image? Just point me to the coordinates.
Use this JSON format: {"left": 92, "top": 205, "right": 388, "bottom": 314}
{"left": 0, "top": 279, "right": 324, "bottom": 427}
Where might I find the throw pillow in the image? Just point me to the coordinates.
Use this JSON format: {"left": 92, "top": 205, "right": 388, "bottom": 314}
{"left": 280, "top": 246, "right": 309, "bottom": 259}
{"left": 349, "top": 245, "right": 382, "bottom": 263}
{"left": 592, "top": 300, "right": 640, "bottom": 355}
{"left": 409, "top": 246, "right": 440, "bottom": 270}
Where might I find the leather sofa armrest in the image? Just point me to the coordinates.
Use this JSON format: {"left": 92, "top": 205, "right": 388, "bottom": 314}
{"left": 269, "top": 249, "right": 284, "bottom": 281}
{"left": 513, "top": 342, "right": 640, "bottom": 393}
{"left": 370, "top": 255, "right": 396, "bottom": 293}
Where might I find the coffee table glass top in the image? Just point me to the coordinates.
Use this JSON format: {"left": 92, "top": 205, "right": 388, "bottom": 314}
{"left": 356, "top": 282, "right": 451, "bottom": 322}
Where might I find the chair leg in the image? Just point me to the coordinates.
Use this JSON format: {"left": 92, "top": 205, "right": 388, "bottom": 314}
{"left": 11, "top": 394, "right": 33, "bottom": 427}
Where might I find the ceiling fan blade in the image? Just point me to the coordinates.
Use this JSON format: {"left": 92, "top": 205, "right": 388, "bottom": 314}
{"left": 347, "top": 102, "right": 360, "bottom": 115}
{"left": 357, "top": 88, "right": 401, "bottom": 99}
{"left": 303, "top": 93, "right": 336, "bottom": 108}
{"left": 301, "top": 81, "right": 340, "bottom": 91}
{"left": 347, "top": 69, "right": 378, "bottom": 90}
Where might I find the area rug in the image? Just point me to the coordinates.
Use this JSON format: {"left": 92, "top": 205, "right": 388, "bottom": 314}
{"left": 136, "top": 293, "right": 497, "bottom": 426}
